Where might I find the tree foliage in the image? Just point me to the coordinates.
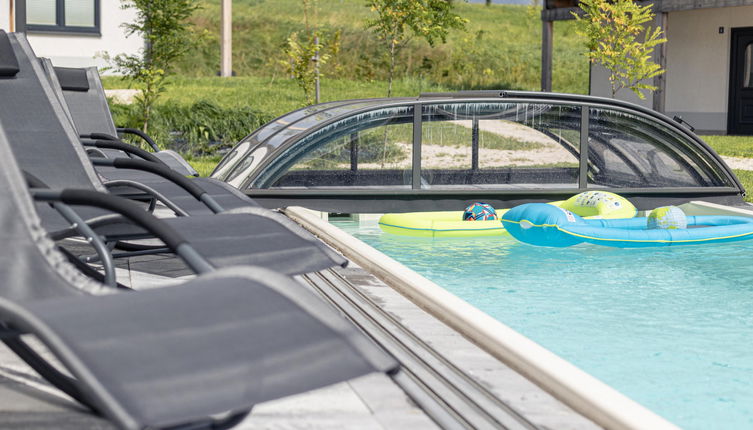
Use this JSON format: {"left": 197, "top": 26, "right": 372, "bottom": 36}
{"left": 282, "top": 0, "right": 340, "bottom": 105}
{"left": 109, "top": 0, "right": 200, "bottom": 134}
{"left": 574, "top": 0, "right": 666, "bottom": 99}
{"left": 366, "top": 0, "right": 467, "bottom": 96}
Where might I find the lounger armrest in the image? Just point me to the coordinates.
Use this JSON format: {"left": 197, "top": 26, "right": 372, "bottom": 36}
{"left": 115, "top": 128, "right": 161, "bottom": 152}
{"left": 82, "top": 139, "right": 166, "bottom": 166}
{"left": 80, "top": 132, "right": 118, "bottom": 142}
{"left": 91, "top": 158, "right": 225, "bottom": 214}
{"left": 31, "top": 188, "right": 214, "bottom": 274}
{"left": 81, "top": 131, "right": 161, "bottom": 154}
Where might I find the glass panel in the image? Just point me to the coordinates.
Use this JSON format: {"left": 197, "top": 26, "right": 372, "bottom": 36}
{"left": 261, "top": 101, "right": 389, "bottom": 151}
{"left": 421, "top": 103, "right": 581, "bottom": 189}
{"left": 226, "top": 147, "right": 268, "bottom": 189}
{"left": 745, "top": 44, "right": 753, "bottom": 88}
{"left": 212, "top": 140, "right": 251, "bottom": 182}
{"left": 587, "top": 108, "right": 729, "bottom": 188}
{"left": 27, "top": 0, "right": 57, "bottom": 25}
{"left": 255, "top": 106, "right": 414, "bottom": 189}
{"left": 255, "top": 101, "right": 349, "bottom": 144}
{"left": 65, "top": 0, "right": 95, "bottom": 27}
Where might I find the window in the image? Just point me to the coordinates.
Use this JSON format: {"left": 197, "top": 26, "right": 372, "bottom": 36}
{"left": 587, "top": 108, "right": 729, "bottom": 188}
{"left": 26, "top": 0, "right": 99, "bottom": 34}
{"left": 745, "top": 43, "right": 753, "bottom": 88}
{"left": 254, "top": 106, "right": 415, "bottom": 189}
{"left": 420, "top": 103, "right": 581, "bottom": 189}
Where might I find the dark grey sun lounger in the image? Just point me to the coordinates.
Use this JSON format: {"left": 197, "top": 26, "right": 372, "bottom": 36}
{"left": 0, "top": 117, "right": 395, "bottom": 428}
{"left": 53, "top": 63, "right": 198, "bottom": 177}
{"left": 0, "top": 31, "right": 345, "bottom": 276}
{"left": 40, "top": 59, "right": 266, "bottom": 216}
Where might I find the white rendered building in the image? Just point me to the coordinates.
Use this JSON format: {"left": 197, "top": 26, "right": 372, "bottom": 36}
{"left": 0, "top": 0, "right": 142, "bottom": 69}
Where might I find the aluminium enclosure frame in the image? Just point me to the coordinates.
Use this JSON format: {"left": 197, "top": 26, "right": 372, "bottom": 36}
{"left": 231, "top": 92, "right": 744, "bottom": 212}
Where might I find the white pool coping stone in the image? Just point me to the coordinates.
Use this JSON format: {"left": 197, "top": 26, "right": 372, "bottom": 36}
{"left": 285, "top": 206, "right": 681, "bottom": 430}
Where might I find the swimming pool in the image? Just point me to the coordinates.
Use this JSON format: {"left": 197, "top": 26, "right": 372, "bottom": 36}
{"left": 332, "top": 218, "right": 753, "bottom": 430}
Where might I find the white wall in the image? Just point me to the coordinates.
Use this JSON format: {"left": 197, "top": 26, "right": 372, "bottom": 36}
{"left": 26, "top": 1, "right": 142, "bottom": 70}
{"left": 663, "top": 5, "right": 753, "bottom": 133}
{"left": 0, "top": 0, "right": 11, "bottom": 31}
{"left": 589, "top": 64, "right": 654, "bottom": 109}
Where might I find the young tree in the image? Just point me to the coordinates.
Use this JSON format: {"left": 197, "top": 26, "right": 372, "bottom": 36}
{"left": 282, "top": 0, "right": 339, "bottom": 105}
{"left": 283, "top": 33, "right": 332, "bottom": 105}
{"left": 109, "top": 0, "right": 199, "bottom": 134}
{"left": 574, "top": 0, "right": 666, "bottom": 99}
{"left": 366, "top": 0, "right": 467, "bottom": 97}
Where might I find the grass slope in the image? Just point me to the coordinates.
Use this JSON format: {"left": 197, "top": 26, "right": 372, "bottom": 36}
{"left": 103, "top": 75, "right": 449, "bottom": 116}
{"left": 178, "top": 0, "right": 589, "bottom": 94}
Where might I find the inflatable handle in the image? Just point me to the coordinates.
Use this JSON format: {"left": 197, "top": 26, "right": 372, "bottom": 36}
{"left": 502, "top": 203, "right": 586, "bottom": 247}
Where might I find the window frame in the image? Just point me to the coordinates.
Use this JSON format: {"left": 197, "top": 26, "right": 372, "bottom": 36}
{"left": 24, "top": 0, "right": 101, "bottom": 36}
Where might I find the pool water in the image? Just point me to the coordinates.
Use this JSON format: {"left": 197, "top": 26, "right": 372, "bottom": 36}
{"left": 332, "top": 219, "right": 753, "bottom": 430}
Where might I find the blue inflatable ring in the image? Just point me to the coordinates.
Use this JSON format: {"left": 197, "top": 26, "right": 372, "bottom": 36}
{"left": 501, "top": 203, "right": 753, "bottom": 248}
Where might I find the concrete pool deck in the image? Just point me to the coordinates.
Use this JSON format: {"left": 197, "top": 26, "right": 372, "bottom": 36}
{"left": 0, "top": 233, "right": 601, "bottom": 429}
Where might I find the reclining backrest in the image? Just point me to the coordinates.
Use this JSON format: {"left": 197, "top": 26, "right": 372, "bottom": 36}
{"left": 55, "top": 65, "right": 119, "bottom": 136}
{"left": 0, "top": 31, "right": 19, "bottom": 77}
{"left": 0, "top": 118, "right": 104, "bottom": 301}
{"left": 0, "top": 31, "right": 104, "bottom": 192}
{"left": 39, "top": 58, "right": 77, "bottom": 130}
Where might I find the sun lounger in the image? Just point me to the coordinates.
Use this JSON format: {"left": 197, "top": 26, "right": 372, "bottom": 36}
{"left": 0, "top": 113, "right": 396, "bottom": 428}
{"left": 40, "top": 58, "right": 267, "bottom": 216}
{"left": 52, "top": 63, "right": 198, "bottom": 176}
{"left": 0, "top": 31, "right": 346, "bottom": 276}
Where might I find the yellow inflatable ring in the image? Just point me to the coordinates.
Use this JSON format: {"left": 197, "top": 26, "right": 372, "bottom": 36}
{"left": 378, "top": 210, "right": 509, "bottom": 238}
{"left": 552, "top": 191, "right": 637, "bottom": 219}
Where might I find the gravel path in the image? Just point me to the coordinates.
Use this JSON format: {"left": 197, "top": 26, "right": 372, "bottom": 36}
{"left": 721, "top": 156, "right": 753, "bottom": 170}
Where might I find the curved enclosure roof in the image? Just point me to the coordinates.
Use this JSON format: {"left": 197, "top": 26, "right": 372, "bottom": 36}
{"left": 212, "top": 91, "right": 744, "bottom": 212}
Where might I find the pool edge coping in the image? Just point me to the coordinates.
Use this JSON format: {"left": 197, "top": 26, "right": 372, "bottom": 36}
{"left": 284, "top": 205, "right": 681, "bottom": 430}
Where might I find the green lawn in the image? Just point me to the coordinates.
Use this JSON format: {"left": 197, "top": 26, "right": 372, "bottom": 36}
{"left": 183, "top": 154, "right": 223, "bottom": 177}
{"left": 699, "top": 135, "right": 753, "bottom": 202}
{"left": 701, "top": 135, "right": 753, "bottom": 158}
{"left": 103, "top": 75, "right": 449, "bottom": 117}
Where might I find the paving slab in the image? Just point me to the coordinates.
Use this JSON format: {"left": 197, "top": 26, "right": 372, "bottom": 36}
{"left": 334, "top": 263, "right": 601, "bottom": 430}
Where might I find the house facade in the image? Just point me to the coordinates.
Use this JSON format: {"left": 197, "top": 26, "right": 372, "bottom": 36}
{"left": 0, "top": 0, "right": 141, "bottom": 68}
{"left": 542, "top": 0, "right": 753, "bottom": 135}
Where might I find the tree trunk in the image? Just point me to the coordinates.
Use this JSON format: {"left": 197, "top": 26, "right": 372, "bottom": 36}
{"left": 388, "top": 39, "right": 396, "bottom": 98}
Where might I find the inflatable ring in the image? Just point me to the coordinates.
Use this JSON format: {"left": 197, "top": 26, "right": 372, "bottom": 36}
{"left": 551, "top": 191, "right": 636, "bottom": 219}
{"left": 502, "top": 203, "right": 753, "bottom": 248}
{"left": 378, "top": 210, "right": 509, "bottom": 238}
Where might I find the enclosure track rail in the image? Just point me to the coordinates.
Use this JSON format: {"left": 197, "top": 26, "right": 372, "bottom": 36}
{"left": 301, "top": 269, "right": 539, "bottom": 430}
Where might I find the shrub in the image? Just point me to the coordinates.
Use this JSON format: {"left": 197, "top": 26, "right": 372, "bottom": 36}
{"left": 110, "top": 99, "right": 272, "bottom": 156}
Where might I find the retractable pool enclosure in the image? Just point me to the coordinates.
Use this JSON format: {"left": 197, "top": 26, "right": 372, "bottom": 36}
{"left": 212, "top": 91, "right": 745, "bottom": 212}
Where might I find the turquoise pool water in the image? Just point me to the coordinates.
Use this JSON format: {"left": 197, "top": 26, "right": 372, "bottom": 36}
{"left": 332, "top": 219, "right": 753, "bottom": 429}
